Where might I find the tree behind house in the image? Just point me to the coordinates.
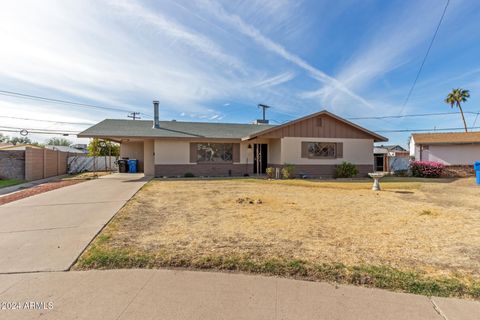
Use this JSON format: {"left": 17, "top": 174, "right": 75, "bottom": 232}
{"left": 87, "top": 138, "right": 120, "bottom": 156}
{"left": 9, "top": 137, "right": 31, "bottom": 145}
{"left": 46, "top": 137, "right": 72, "bottom": 146}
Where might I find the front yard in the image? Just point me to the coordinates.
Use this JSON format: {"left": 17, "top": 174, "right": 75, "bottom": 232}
{"left": 75, "top": 177, "right": 480, "bottom": 299}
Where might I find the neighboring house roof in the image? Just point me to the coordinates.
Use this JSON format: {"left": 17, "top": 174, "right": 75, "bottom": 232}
{"left": 0, "top": 144, "right": 42, "bottom": 150}
{"left": 411, "top": 132, "right": 480, "bottom": 144}
{"left": 374, "top": 145, "right": 408, "bottom": 154}
{"left": 45, "top": 145, "right": 87, "bottom": 153}
{"left": 79, "top": 110, "right": 387, "bottom": 142}
{"left": 0, "top": 142, "right": 13, "bottom": 148}
{"left": 377, "top": 144, "right": 407, "bottom": 151}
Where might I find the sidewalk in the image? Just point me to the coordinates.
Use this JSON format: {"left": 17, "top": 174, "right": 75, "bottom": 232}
{"left": 0, "top": 269, "right": 478, "bottom": 320}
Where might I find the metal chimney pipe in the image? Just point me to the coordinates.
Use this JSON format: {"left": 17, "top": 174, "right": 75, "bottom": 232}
{"left": 153, "top": 100, "right": 160, "bottom": 128}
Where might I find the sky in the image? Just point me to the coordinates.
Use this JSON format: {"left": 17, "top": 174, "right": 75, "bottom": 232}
{"left": 1, "top": 0, "right": 480, "bottom": 147}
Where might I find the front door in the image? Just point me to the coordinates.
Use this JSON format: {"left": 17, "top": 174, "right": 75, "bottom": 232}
{"left": 253, "top": 144, "right": 268, "bottom": 174}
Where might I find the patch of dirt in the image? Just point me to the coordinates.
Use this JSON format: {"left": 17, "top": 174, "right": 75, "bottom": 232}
{"left": 236, "top": 197, "right": 263, "bottom": 204}
{"left": 0, "top": 180, "right": 84, "bottom": 205}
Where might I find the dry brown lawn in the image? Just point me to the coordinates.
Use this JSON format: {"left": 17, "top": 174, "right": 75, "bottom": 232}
{"left": 85, "top": 178, "right": 480, "bottom": 279}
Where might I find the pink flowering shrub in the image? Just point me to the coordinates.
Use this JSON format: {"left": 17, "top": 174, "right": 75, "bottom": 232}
{"left": 410, "top": 161, "right": 445, "bottom": 178}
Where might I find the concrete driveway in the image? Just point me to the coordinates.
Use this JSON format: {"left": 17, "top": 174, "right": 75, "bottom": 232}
{"left": 0, "top": 173, "right": 149, "bottom": 273}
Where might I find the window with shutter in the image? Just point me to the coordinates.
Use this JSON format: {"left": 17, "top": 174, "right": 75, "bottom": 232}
{"left": 302, "top": 142, "right": 337, "bottom": 159}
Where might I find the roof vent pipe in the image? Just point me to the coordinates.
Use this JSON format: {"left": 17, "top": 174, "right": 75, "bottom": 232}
{"left": 153, "top": 100, "right": 160, "bottom": 128}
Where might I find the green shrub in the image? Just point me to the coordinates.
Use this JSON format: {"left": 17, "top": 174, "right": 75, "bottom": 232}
{"left": 265, "top": 167, "right": 275, "bottom": 179}
{"left": 281, "top": 164, "right": 295, "bottom": 179}
{"left": 335, "top": 162, "right": 358, "bottom": 178}
{"left": 184, "top": 172, "right": 195, "bottom": 178}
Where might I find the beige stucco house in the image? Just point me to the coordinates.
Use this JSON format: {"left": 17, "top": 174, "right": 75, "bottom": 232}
{"left": 409, "top": 132, "right": 480, "bottom": 165}
{"left": 78, "top": 103, "right": 387, "bottom": 178}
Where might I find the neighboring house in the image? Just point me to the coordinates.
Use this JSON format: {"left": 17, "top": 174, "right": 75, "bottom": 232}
{"left": 0, "top": 144, "right": 43, "bottom": 150}
{"left": 0, "top": 142, "right": 13, "bottom": 148}
{"left": 373, "top": 145, "right": 409, "bottom": 172}
{"left": 78, "top": 103, "right": 388, "bottom": 178}
{"left": 409, "top": 132, "right": 480, "bottom": 165}
{"left": 45, "top": 145, "right": 87, "bottom": 154}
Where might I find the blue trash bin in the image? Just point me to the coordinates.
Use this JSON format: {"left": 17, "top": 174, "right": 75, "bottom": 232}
{"left": 475, "top": 161, "right": 480, "bottom": 185}
{"left": 127, "top": 159, "right": 138, "bottom": 173}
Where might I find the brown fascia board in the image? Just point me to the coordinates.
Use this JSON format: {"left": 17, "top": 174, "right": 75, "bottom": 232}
{"left": 242, "top": 110, "right": 389, "bottom": 142}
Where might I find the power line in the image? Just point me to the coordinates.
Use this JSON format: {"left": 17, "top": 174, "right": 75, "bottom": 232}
{"left": 0, "top": 128, "right": 79, "bottom": 136}
{"left": 399, "top": 0, "right": 450, "bottom": 114}
{"left": 273, "top": 109, "right": 479, "bottom": 124}
{"left": 0, "top": 125, "right": 79, "bottom": 133}
{"left": 348, "top": 110, "right": 478, "bottom": 120}
{"left": 0, "top": 90, "right": 153, "bottom": 118}
{"left": 375, "top": 126, "right": 480, "bottom": 133}
{"left": 0, "top": 115, "right": 93, "bottom": 125}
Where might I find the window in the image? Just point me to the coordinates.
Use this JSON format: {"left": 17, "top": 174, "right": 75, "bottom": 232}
{"left": 197, "top": 143, "right": 233, "bottom": 163}
{"left": 307, "top": 142, "right": 336, "bottom": 158}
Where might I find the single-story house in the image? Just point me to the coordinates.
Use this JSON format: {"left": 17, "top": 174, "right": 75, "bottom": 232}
{"left": 409, "top": 132, "right": 480, "bottom": 165}
{"left": 78, "top": 103, "right": 388, "bottom": 178}
{"left": 373, "top": 145, "right": 409, "bottom": 172}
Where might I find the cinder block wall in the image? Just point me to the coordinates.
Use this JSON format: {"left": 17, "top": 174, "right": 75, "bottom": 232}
{"left": 0, "top": 150, "right": 25, "bottom": 180}
{"left": 25, "top": 148, "right": 44, "bottom": 181}
{"left": 25, "top": 147, "right": 69, "bottom": 181}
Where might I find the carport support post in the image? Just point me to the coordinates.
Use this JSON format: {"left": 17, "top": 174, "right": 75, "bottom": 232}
{"left": 108, "top": 139, "right": 111, "bottom": 172}
{"left": 92, "top": 139, "right": 97, "bottom": 178}
{"left": 103, "top": 139, "right": 108, "bottom": 172}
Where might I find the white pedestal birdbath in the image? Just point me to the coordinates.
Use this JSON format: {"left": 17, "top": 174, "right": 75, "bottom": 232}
{"left": 368, "top": 172, "right": 387, "bottom": 191}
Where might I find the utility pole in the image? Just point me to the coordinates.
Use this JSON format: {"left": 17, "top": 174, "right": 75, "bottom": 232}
{"left": 258, "top": 104, "right": 271, "bottom": 122}
{"left": 128, "top": 112, "right": 141, "bottom": 120}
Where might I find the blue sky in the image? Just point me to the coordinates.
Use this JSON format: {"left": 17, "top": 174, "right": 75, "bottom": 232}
{"left": 1, "top": 0, "right": 479, "bottom": 146}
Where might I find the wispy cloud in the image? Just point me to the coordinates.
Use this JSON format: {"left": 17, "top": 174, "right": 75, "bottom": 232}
{"left": 254, "top": 71, "right": 295, "bottom": 88}
{"left": 110, "top": 0, "right": 246, "bottom": 74}
{"left": 194, "top": 0, "right": 375, "bottom": 109}
{"left": 304, "top": 0, "right": 465, "bottom": 115}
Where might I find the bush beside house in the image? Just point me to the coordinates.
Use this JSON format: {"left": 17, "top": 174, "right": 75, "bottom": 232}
{"left": 335, "top": 162, "right": 358, "bottom": 178}
{"left": 281, "top": 164, "right": 295, "bottom": 179}
{"left": 265, "top": 167, "right": 275, "bottom": 179}
{"left": 410, "top": 161, "right": 445, "bottom": 178}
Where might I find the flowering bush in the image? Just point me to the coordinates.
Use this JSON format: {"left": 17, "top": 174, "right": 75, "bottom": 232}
{"left": 410, "top": 161, "right": 445, "bottom": 178}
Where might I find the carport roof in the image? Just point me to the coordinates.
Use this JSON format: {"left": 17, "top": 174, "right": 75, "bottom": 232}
{"left": 78, "top": 119, "right": 277, "bottom": 140}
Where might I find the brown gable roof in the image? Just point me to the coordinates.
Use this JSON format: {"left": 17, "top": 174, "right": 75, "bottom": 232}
{"left": 242, "top": 110, "right": 388, "bottom": 142}
{"left": 412, "top": 132, "right": 480, "bottom": 144}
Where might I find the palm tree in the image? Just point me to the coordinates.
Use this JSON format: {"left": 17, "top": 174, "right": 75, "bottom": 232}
{"left": 445, "top": 88, "right": 470, "bottom": 132}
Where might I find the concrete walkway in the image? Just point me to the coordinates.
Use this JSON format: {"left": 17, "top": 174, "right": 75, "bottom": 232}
{"left": 0, "top": 269, "right": 478, "bottom": 320}
{"left": 0, "top": 173, "right": 149, "bottom": 273}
